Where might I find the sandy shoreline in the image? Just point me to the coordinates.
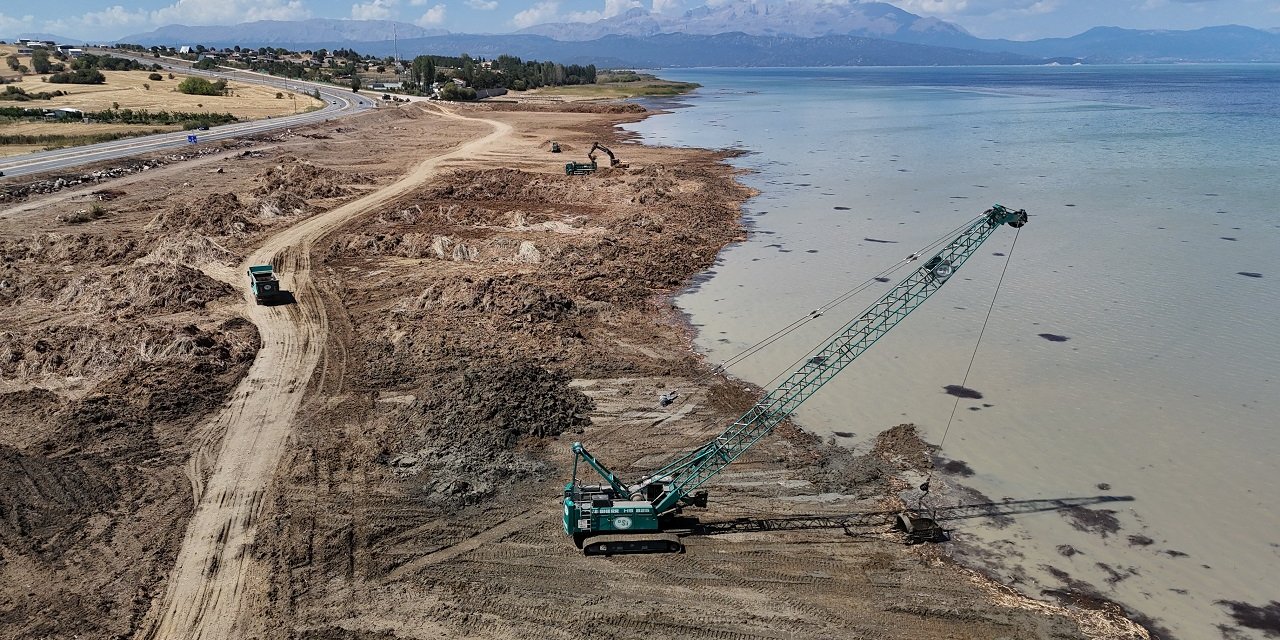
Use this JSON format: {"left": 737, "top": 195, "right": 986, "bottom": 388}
{"left": 0, "top": 100, "right": 1148, "bottom": 638}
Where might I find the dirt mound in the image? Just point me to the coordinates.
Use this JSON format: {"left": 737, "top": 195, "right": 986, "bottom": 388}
{"left": 381, "top": 361, "right": 593, "bottom": 506}
{"left": 0, "top": 232, "right": 143, "bottom": 265}
{"left": 873, "top": 423, "right": 934, "bottom": 472}
{"left": 253, "top": 156, "right": 372, "bottom": 201}
{"left": 52, "top": 263, "right": 235, "bottom": 317}
{"left": 330, "top": 232, "right": 485, "bottom": 261}
{"left": 147, "top": 192, "right": 258, "bottom": 237}
{"left": 796, "top": 424, "right": 935, "bottom": 496}
{"left": 409, "top": 276, "right": 576, "bottom": 319}
{"left": 1, "top": 319, "right": 258, "bottom": 383}
{"left": 428, "top": 169, "right": 591, "bottom": 204}
{"left": 136, "top": 234, "right": 238, "bottom": 268}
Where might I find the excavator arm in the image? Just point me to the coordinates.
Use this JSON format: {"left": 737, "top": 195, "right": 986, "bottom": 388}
{"left": 587, "top": 142, "right": 619, "bottom": 167}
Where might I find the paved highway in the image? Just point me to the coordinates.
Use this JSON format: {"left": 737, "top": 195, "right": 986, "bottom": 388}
{"left": 0, "top": 54, "right": 375, "bottom": 178}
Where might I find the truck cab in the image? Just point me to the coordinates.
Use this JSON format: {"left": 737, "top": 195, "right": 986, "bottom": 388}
{"left": 247, "top": 265, "right": 281, "bottom": 304}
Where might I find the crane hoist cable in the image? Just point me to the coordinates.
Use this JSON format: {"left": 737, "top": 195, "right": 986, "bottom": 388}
{"left": 665, "top": 213, "right": 988, "bottom": 404}
{"left": 918, "top": 225, "right": 1022, "bottom": 515}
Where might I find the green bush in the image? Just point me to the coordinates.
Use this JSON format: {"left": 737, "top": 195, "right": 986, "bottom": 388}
{"left": 149, "top": 72, "right": 163, "bottom": 81}
{"left": 48, "top": 68, "right": 106, "bottom": 84}
{"left": 177, "top": 77, "right": 228, "bottom": 96}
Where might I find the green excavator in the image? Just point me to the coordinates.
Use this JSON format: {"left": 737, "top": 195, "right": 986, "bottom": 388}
{"left": 563, "top": 204, "right": 1028, "bottom": 555}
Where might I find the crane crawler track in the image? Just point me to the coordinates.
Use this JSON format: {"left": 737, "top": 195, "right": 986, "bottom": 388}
{"left": 581, "top": 532, "right": 683, "bottom": 556}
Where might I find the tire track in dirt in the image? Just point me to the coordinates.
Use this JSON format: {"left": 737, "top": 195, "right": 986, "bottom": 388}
{"left": 140, "top": 107, "right": 513, "bottom": 640}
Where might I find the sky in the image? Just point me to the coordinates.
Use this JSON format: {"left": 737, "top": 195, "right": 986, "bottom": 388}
{"left": 2, "top": 0, "right": 1277, "bottom": 42}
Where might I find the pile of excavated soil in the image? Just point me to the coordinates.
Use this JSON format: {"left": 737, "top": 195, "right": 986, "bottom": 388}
{"left": 0, "top": 231, "right": 144, "bottom": 266}
{"left": 379, "top": 361, "right": 594, "bottom": 506}
{"left": 146, "top": 192, "right": 258, "bottom": 237}
{"left": 52, "top": 263, "right": 234, "bottom": 317}
{"left": 0, "top": 316, "right": 259, "bottom": 639}
{"left": 252, "top": 155, "right": 373, "bottom": 201}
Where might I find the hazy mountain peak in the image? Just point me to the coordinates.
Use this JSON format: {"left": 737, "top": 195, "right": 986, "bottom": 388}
{"left": 516, "top": 0, "right": 970, "bottom": 43}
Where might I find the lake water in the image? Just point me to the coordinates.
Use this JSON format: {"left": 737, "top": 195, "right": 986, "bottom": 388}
{"left": 626, "top": 65, "right": 1280, "bottom": 639}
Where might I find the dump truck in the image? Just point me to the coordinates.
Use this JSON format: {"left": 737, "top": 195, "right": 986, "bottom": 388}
{"left": 247, "top": 264, "right": 281, "bottom": 304}
{"left": 565, "top": 161, "right": 596, "bottom": 175}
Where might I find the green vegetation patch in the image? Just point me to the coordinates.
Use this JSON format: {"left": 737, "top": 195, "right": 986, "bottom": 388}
{"left": 177, "top": 77, "right": 229, "bottom": 96}
{"left": 0, "top": 129, "right": 175, "bottom": 150}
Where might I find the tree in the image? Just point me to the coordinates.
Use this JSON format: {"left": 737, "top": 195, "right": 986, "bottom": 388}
{"left": 5, "top": 55, "right": 18, "bottom": 71}
{"left": 31, "top": 49, "right": 52, "bottom": 74}
{"left": 350, "top": 74, "right": 361, "bottom": 92}
{"left": 193, "top": 57, "right": 218, "bottom": 70}
{"left": 177, "top": 76, "right": 228, "bottom": 96}
{"left": 47, "top": 68, "right": 106, "bottom": 84}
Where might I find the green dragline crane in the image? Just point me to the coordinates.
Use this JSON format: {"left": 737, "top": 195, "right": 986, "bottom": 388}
{"left": 563, "top": 205, "right": 1028, "bottom": 555}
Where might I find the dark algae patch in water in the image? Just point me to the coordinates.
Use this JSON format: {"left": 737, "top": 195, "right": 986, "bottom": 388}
{"left": 863, "top": 238, "right": 897, "bottom": 244}
{"left": 943, "top": 385, "right": 983, "bottom": 399}
{"left": 1238, "top": 272, "right": 1264, "bottom": 278}
{"left": 1217, "top": 600, "right": 1280, "bottom": 637}
{"left": 1038, "top": 333, "right": 1071, "bottom": 342}
{"left": 874, "top": 277, "right": 892, "bottom": 283}
{"left": 1060, "top": 506, "right": 1121, "bottom": 538}
{"left": 1127, "top": 535, "right": 1155, "bottom": 547}
{"left": 932, "top": 456, "right": 975, "bottom": 477}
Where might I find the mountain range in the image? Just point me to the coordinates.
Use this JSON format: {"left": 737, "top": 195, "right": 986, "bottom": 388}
{"left": 15, "top": 2, "right": 1276, "bottom": 66}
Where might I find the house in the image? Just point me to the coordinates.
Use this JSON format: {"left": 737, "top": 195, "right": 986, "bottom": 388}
{"left": 16, "top": 47, "right": 32, "bottom": 55}
{"left": 53, "top": 107, "right": 83, "bottom": 119}
{"left": 67, "top": 48, "right": 84, "bottom": 58}
{"left": 369, "top": 82, "right": 403, "bottom": 91}
{"left": 179, "top": 45, "right": 192, "bottom": 54}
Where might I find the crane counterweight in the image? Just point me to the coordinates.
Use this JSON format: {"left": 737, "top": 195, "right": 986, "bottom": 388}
{"left": 563, "top": 205, "right": 1028, "bottom": 553}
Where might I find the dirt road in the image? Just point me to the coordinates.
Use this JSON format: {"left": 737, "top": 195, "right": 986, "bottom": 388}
{"left": 142, "top": 107, "right": 514, "bottom": 640}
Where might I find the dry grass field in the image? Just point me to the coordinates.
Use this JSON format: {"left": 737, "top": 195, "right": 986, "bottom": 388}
{"left": 1, "top": 50, "right": 323, "bottom": 155}
{"left": 4, "top": 70, "right": 322, "bottom": 117}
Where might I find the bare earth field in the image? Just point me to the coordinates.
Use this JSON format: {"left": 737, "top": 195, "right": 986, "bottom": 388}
{"left": 0, "top": 102, "right": 1150, "bottom": 639}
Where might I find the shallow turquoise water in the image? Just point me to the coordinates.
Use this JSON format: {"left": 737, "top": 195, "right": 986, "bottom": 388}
{"left": 626, "top": 65, "right": 1280, "bottom": 638}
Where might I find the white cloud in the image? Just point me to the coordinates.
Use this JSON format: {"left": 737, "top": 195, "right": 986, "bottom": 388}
{"left": 651, "top": 0, "right": 680, "bottom": 12}
{"left": 564, "top": 0, "right": 641, "bottom": 22}
{"left": 415, "top": 3, "right": 447, "bottom": 24}
{"left": 36, "top": 0, "right": 309, "bottom": 41}
{"left": 1, "top": 12, "right": 36, "bottom": 34}
{"left": 466, "top": 0, "right": 499, "bottom": 9}
{"left": 893, "top": 0, "right": 1058, "bottom": 18}
{"left": 512, "top": 0, "right": 559, "bottom": 27}
{"left": 152, "top": 0, "right": 309, "bottom": 25}
{"left": 352, "top": 0, "right": 398, "bottom": 20}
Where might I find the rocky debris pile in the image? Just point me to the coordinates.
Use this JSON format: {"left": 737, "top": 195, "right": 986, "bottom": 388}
{"left": 0, "top": 141, "right": 255, "bottom": 203}
{"left": 146, "top": 192, "right": 258, "bottom": 237}
{"left": 382, "top": 361, "right": 594, "bottom": 506}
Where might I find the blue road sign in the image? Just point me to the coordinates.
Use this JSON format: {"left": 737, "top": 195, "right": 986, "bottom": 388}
{"left": 187, "top": 135, "right": 198, "bottom": 144}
